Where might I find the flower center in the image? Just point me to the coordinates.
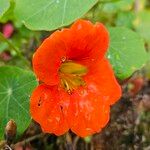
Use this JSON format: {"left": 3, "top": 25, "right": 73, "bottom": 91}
{"left": 59, "top": 61, "right": 88, "bottom": 94}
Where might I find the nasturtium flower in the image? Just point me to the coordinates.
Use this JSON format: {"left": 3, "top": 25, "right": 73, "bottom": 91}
{"left": 30, "top": 20, "right": 121, "bottom": 137}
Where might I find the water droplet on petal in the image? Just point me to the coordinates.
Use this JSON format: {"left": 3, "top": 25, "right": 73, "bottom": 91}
{"left": 61, "top": 56, "right": 66, "bottom": 62}
{"left": 48, "top": 118, "right": 53, "bottom": 123}
{"left": 44, "top": 93, "right": 48, "bottom": 99}
{"left": 75, "top": 111, "right": 78, "bottom": 116}
{"left": 55, "top": 117, "right": 60, "bottom": 122}
{"left": 82, "top": 90, "right": 88, "bottom": 97}
{"left": 77, "top": 23, "right": 82, "bottom": 30}
{"left": 86, "top": 128, "right": 92, "bottom": 132}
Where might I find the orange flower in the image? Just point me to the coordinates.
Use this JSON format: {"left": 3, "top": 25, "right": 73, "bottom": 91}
{"left": 30, "top": 20, "right": 121, "bottom": 137}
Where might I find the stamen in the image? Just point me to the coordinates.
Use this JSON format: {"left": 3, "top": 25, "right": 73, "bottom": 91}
{"left": 59, "top": 61, "right": 88, "bottom": 93}
{"left": 60, "top": 62, "right": 88, "bottom": 76}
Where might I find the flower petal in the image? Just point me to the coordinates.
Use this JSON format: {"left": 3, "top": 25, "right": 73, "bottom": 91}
{"left": 33, "top": 20, "right": 109, "bottom": 85}
{"left": 30, "top": 84, "right": 70, "bottom": 135}
{"left": 67, "top": 20, "right": 109, "bottom": 67}
{"left": 69, "top": 58, "right": 121, "bottom": 137}
{"left": 70, "top": 85, "right": 110, "bottom": 137}
{"left": 33, "top": 30, "right": 70, "bottom": 85}
{"left": 84, "top": 58, "right": 122, "bottom": 105}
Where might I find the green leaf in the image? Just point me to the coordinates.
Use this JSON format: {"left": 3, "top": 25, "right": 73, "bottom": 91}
{"left": 0, "top": 0, "right": 15, "bottom": 23}
{"left": 0, "top": 0, "right": 10, "bottom": 18}
{"left": 103, "top": 0, "right": 134, "bottom": 12}
{"left": 0, "top": 66, "right": 38, "bottom": 139}
{"left": 116, "top": 11, "right": 136, "bottom": 28}
{"left": 14, "top": 0, "right": 98, "bottom": 31}
{"left": 107, "top": 27, "right": 148, "bottom": 80}
{"left": 135, "top": 10, "right": 150, "bottom": 43}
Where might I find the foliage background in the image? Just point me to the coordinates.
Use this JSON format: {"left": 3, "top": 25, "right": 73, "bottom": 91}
{"left": 0, "top": 0, "right": 150, "bottom": 149}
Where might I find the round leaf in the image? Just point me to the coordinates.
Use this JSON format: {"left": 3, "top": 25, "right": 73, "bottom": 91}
{"left": 135, "top": 10, "right": 150, "bottom": 42}
{"left": 107, "top": 27, "right": 148, "bottom": 80}
{"left": 116, "top": 12, "right": 136, "bottom": 28}
{"left": 0, "top": 66, "right": 38, "bottom": 139}
{"left": 0, "top": 0, "right": 10, "bottom": 18}
{"left": 103, "top": 0, "right": 134, "bottom": 12}
{"left": 14, "top": 0, "right": 98, "bottom": 31}
{"left": 0, "top": 0, "right": 15, "bottom": 23}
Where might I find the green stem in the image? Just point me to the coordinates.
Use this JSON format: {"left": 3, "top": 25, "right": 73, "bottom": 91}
{"left": 65, "top": 132, "right": 74, "bottom": 150}
{"left": 0, "top": 32, "right": 30, "bottom": 67}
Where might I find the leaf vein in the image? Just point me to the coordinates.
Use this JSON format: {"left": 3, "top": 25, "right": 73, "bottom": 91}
{"left": 26, "top": 0, "right": 55, "bottom": 21}
{"left": 61, "top": 0, "right": 68, "bottom": 25}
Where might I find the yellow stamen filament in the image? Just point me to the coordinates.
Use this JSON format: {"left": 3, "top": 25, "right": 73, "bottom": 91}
{"left": 59, "top": 61, "right": 88, "bottom": 94}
